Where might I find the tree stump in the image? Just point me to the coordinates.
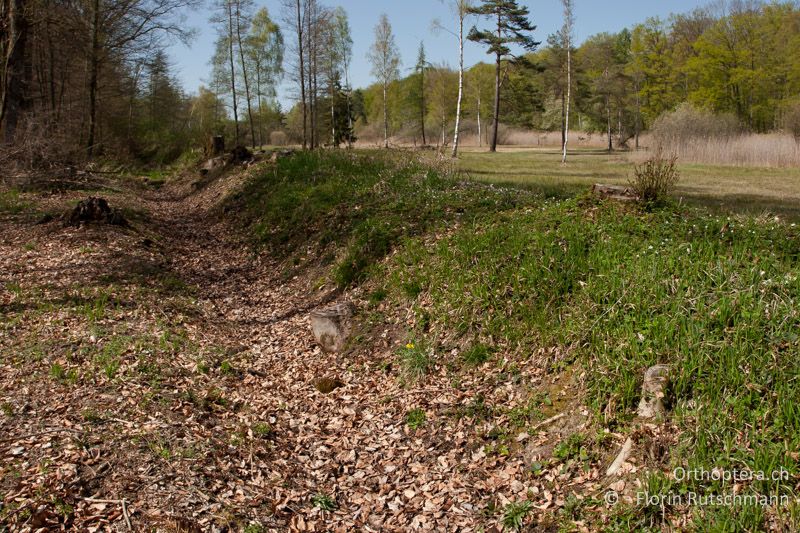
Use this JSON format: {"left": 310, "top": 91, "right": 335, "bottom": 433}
{"left": 637, "top": 365, "right": 670, "bottom": 419}
{"left": 592, "top": 183, "right": 639, "bottom": 202}
{"left": 310, "top": 302, "right": 355, "bottom": 353}
{"left": 208, "top": 135, "right": 225, "bottom": 157}
{"left": 65, "top": 197, "right": 127, "bottom": 227}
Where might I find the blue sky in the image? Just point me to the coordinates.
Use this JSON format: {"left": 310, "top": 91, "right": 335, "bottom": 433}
{"left": 171, "top": 0, "right": 708, "bottom": 107}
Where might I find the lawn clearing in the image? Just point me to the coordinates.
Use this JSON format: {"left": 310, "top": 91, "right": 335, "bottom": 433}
{"left": 458, "top": 147, "right": 800, "bottom": 218}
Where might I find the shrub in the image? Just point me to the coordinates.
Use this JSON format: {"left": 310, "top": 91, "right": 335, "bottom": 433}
{"left": 630, "top": 152, "right": 680, "bottom": 207}
{"left": 783, "top": 103, "right": 800, "bottom": 143}
{"left": 269, "top": 131, "right": 288, "bottom": 146}
{"left": 651, "top": 103, "right": 741, "bottom": 144}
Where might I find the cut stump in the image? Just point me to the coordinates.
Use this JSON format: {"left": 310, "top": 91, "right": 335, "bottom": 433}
{"left": 310, "top": 302, "right": 354, "bottom": 353}
{"left": 637, "top": 364, "right": 670, "bottom": 419}
{"left": 592, "top": 184, "right": 639, "bottom": 202}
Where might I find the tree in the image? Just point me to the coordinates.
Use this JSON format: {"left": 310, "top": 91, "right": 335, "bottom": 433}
{"left": 467, "top": 0, "right": 538, "bottom": 152}
{"left": 413, "top": 42, "right": 428, "bottom": 145}
{"left": 280, "top": 0, "right": 307, "bottom": 148}
{"left": 330, "top": 7, "right": 353, "bottom": 147}
{"left": 560, "top": 0, "right": 574, "bottom": 163}
{"left": 1, "top": 0, "right": 29, "bottom": 143}
{"left": 434, "top": 0, "right": 472, "bottom": 157}
{"left": 81, "top": 0, "right": 196, "bottom": 156}
{"left": 246, "top": 7, "right": 283, "bottom": 146}
{"left": 367, "top": 14, "right": 401, "bottom": 149}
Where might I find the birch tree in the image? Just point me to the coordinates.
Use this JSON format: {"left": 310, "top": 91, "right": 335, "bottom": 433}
{"left": 367, "top": 14, "right": 400, "bottom": 149}
{"left": 560, "top": 0, "right": 573, "bottom": 163}
{"left": 246, "top": 8, "right": 283, "bottom": 146}
{"left": 434, "top": 0, "right": 472, "bottom": 157}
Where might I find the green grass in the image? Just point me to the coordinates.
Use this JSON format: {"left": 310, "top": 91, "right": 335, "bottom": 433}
{"left": 233, "top": 150, "right": 524, "bottom": 287}
{"left": 458, "top": 148, "right": 800, "bottom": 219}
{"left": 405, "top": 408, "right": 427, "bottom": 430}
{"left": 237, "top": 150, "right": 800, "bottom": 530}
{"left": 0, "top": 188, "right": 29, "bottom": 215}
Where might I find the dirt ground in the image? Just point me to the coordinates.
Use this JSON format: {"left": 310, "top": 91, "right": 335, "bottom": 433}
{"left": 0, "top": 164, "right": 628, "bottom": 532}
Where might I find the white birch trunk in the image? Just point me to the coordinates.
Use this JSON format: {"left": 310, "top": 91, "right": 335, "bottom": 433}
{"left": 451, "top": 11, "right": 464, "bottom": 158}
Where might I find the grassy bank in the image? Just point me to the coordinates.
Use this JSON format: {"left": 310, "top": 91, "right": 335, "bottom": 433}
{"left": 238, "top": 151, "right": 800, "bottom": 529}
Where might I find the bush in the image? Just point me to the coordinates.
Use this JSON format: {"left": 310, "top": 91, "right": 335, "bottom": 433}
{"left": 783, "top": 103, "right": 800, "bottom": 143}
{"left": 652, "top": 103, "right": 741, "bottom": 144}
{"left": 630, "top": 153, "right": 680, "bottom": 207}
{"left": 269, "top": 131, "right": 288, "bottom": 146}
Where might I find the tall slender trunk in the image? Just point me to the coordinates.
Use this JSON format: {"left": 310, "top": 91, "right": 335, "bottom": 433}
{"left": 330, "top": 65, "right": 335, "bottom": 147}
{"left": 86, "top": 0, "right": 100, "bottom": 156}
{"left": 344, "top": 58, "right": 352, "bottom": 148}
{"left": 255, "top": 63, "right": 264, "bottom": 146}
{"left": 234, "top": 0, "right": 256, "bottom": 148}
{"left": 227, "top": 0, "right": 240, "bottom": 145}
{"left": 2, "top": 0, "right": 29, "bottom": 144}
{"left": 295, "top": 0, "right": 306, "bottom": 149}
{"left": 477, "top": 92, "right": 482, "bottom": 148}
{"left": 420, "top": 67, "right": 426, "bottom": 146}
{"left": 562, "top": 43, "right": 571, "bottom": 164}
{"left": 489, "top": 13, "right": 501, "bottom": 153}
{"left": 605, "top": 94, "right": 612, "bottom": 152}
{"left": 451, "top": 11, "right": 464, "bottom": 158}
{"left": 634, "top": 79, "right": 640, "bottom": 151}
{"left": 382, "top": 80, "right": 388, "bottom": 148}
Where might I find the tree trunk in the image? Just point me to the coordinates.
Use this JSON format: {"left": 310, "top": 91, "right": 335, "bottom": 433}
{"left": 227, "top": 0, "right": 239, "bottom": 145}
{"left": 86, "top": 0, "right": 100, "bottom": 156}
{"left": 344, "top": 58, "right": 352, "bottom": 148}
{"left": 420, "top": 67, "right": 426, "bottom": 146}
{"left": 382, "top": 80, "right": 388, "bottom": 149}
{"left": 296, "top": 0, "right": 307, "bottom": 149}
{"left": 234, "top": 0, "right": 256, "bottom": 149}
{"left": 490, "top": 52, "right": 500, "bottom": 153}
{"left": 490, "top": 12, "right": 501, "bottom": 153}
{"left": 606, "top": 94, "right": 612, "bottom": 152}
{"left": 562, "top": 43, "right": 571, "bottom": 164}
{"left": 451, "top": 12, "right": 464, "bottom": 158}
{"left": 1, "top": 0, "right": 29, "bottom": 144}
{"left": 477, "top": 92, "right": 481, "bottom": 148}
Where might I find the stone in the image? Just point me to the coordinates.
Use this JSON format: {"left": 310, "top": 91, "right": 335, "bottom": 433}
{"left": 637, "top": 364, "right": 670, "bottom": 419}
{"left": 310, "top": 302, "right": 355, "bottom": 353}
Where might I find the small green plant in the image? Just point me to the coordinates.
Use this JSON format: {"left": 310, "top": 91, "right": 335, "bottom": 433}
{"left": 501, "top": 500, "right": 532, "bottom": 531}
{"left": 398, "top": 342, "right": 433, "bottom": 383}
{"left": 1, "top": 402, "right": 13, "bottom": 417}
{"left": 553, "top": 433, "right": 590, "bottom": 463}
{"left": 50, "top": 363, "right": 67, "bottom": 381}
{"left": 462, "top": 343, "right": 491, "bottom": 367}
{"left": 253, "top": 422, "right": 272, "bottom": 438}
{"left": 311, "top": 492, "right": 337, "bottom": 511}
{"left": 0, "top": 188, "right": 27, "bottom": 215}
{"left": 630, "top": 153, "right": 680, "bottom": 207}
{"left": 81, "top": 409, "right": 103, "bottom": 424}
{"left": 406, "top": 408, "right": 427, "bottom": 430}
{"left": 220, "top": 360, "right": 235, "bottom": 375}
{"left": 243, "top": 524, "right": 266, "bottom": 533}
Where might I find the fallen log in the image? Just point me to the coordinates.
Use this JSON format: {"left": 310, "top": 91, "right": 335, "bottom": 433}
{"left": 592, "top": 183, "right": 639, "bottom": 202}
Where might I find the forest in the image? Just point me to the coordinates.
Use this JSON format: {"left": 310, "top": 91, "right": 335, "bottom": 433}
{"left": 2, "top": 0, "right": 800, "bottom": 165}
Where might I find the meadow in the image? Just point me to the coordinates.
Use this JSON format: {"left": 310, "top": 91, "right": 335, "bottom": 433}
{"left": 457, "top": 147, "right": 800, "bottom": 219}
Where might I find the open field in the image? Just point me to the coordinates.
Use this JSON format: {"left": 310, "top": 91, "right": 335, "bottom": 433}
{"left": 458, "top": 147, "right": 800, "bottom": 219}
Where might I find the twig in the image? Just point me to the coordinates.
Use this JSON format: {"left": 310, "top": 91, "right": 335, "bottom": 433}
{"left": 84, "top": 497, "right": 132, "bottom": 530}
{"left": 0, "top": 427, "right": 81, "bottom": 445}
{"left": 529, "top": 412, "right": 566, "bottom": 432}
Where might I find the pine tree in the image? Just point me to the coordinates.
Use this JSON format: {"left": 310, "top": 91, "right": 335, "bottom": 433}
{"left": 467, "top": 0, "right": 538, "bottom": 152}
